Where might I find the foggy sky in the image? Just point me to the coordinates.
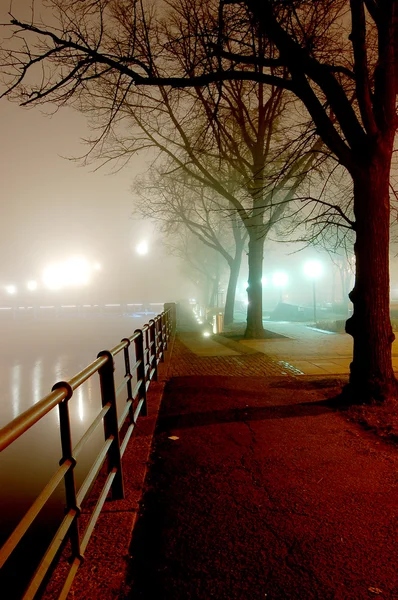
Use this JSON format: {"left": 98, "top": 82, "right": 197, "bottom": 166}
{"left": 0, "top": 97, "right": 192, "bottom": 301}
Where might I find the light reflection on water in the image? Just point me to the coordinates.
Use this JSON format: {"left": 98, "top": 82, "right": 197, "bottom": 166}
{"left": 32, "top": 359, "right": 41, "bottom": 405}
{"left": 11, "top": 364, "right": 21, "bottom": 419}
{"left": 0, "top": 315, "right": 150, "bottom": 523}
{"left": 0, "top": 314, "right": 153, "bottom": 597}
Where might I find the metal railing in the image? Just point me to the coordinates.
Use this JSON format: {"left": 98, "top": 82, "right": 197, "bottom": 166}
{"left": 0, "top": 304, "right": 175, "bottom": 599}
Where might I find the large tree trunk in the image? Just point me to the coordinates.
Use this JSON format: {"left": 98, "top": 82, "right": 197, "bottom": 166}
{"left": 346, "top": 149, "right": 397, "bottom": 403}
{"left": 245, "top": 233, "right": 265, "bottom": 338}
{"left": 224, "top": 255, "right": 241, "bottom": 326}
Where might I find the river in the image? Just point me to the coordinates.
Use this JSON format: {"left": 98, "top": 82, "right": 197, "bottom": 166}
{"left": 0, "top": 310, "right": 158, "bottom": 597}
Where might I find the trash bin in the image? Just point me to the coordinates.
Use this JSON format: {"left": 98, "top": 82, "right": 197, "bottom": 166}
{"left": 214, "top": 312, "right": 223, "bottom": 333}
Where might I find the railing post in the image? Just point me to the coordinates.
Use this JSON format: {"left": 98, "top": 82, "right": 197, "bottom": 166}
{"left": 158, "top": 315, "right": 165, "bottom": 362}
{"left": 97, "top": 350, "right": 124, "bottom": 500}
{"left": 121, "top": 338, "right": 134, "bottom": 422}
{"left": 134, "top": 329, "right": 147, "bottom": 417}
{"left": 149, "top": 319, "right": 158, "bottom": 382}
{"left": 162, "top": 311, "right": 168, "bottom": 351}
{"left": 164, "top": 302, "right": 176, "bottom": 337}
{"left": 52, "top": 381, "right": 82, "bottom": 562}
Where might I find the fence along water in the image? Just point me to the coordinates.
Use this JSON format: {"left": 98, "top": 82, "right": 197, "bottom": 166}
{"left": 0, "top": 304, "right": 175, "bottom": 599}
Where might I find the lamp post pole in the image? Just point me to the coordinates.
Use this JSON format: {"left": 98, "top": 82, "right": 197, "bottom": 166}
{"left": 313, "top": 279, "right": 317, "bottom": 324}
{"left": 303, "top": 260, "right": 323, "bottom": 326}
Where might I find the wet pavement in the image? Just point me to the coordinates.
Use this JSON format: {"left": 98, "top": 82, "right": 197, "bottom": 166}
{"left": 28, "top": 322, "right": 398, "bottom": 599}
{"left": 119, "top": 335, "right": 398, "bottom": 600}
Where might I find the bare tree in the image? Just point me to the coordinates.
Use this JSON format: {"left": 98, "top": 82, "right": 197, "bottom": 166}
{"left": 225, "top": 1, "right": 398, "bottom": 402}
{"left": 0, "top": 0, "right": 316, "bottom": 338}
{"left": 162, "top": 227, "right": 226, "bottom": 309}
{"left": 2, "top": 0, "right": 395, "bottom": 399}
{"left": 133, "top": 169, "right": 247, "bottom": 324}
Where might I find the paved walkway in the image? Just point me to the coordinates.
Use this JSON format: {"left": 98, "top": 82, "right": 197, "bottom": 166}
{"left": 120, "top": 331, "right": 398, "bottom": 600}
{"left": 237, "top": 321, "right": 398, "bottom": 376}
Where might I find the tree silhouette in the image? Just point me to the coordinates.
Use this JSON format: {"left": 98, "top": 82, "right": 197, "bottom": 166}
{"left": 2, "top": 0, "right": 397, "bottom": 400}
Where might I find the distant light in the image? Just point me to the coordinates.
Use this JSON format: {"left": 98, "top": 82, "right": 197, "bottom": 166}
{"left": 43, "top": 265, "right": 63, "bottom": 290}
{"left": 203, "top": 331, "right": 211, "bottom": 338}
{"left": 136, "top": 241, "right": 148, "bottom": 255}
{"left": 272, "top": 272, "right": 288, "bottom": 288}
{"left": 244, "top": 299, "right": 249, "bottom": 305}
{"left": 5, "top": 285, "right": 17, "bottom": 295}
{"left": 64, "top": 257, "right": 90, "bottom": 286}
{"left": 93, "top": 262, "right": 101, "bottom": 271}
{"left": 198, "top": 320, "right": 203, "bottom": 324}
{"left": 304, "top": 260, "right": 323, "bottom": 279}
{"left": 43, "top": 256, "right": 91, "bottom": 290}
{"left": 27, "top": 280, "right": 38, "bottom": 291}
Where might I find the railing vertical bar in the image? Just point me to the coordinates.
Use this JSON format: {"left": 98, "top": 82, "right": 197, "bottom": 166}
{"left": 121, "top": 338, "right": 135, "bottom": 425}
{"left": 148, "top": 319, "right": 158, "bottom": 382}
{"left": 134, "top": 329, "right": 147, "bottom": 417}
{"left": 97, "top": 351, "right": 124, "bottom": 500}
{"left": 158, "top": 315, "right": 164, "bottom": 363}
{"left": 52, "top": 381, "right": 81, "bottom": 562}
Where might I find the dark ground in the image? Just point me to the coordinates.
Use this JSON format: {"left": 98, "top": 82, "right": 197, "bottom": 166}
{"left": 120, "top": 338, "right": 398, "bottom": 600}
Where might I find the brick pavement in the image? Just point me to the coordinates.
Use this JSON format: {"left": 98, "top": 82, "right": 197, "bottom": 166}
{"left": 122, "top": 328, "right": 398, "bottom": 600}
{"left": 168, "top": 334, "right": 289, "bottom": 378}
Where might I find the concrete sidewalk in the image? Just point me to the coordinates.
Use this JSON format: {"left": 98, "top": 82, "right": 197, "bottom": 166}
{"left": 121, "top": 334, "right": 398, "bottom": 599}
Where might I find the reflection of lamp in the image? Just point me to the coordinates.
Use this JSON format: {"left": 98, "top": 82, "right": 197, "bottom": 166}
{"left": 272, "top": 272, "right": 288, "bottom": 303}
{"left": 303, "top": 260, "right": 323, "bottom": 324}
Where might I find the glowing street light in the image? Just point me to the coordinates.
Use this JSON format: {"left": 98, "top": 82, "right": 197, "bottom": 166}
{"left": 136, "top": 241, "right": 148, "bottom": 255}
{"left": 272, "top": 272, "right": 288, "bottom": 303}
{"left": 27, "top": 280, "right": 38, "bottom": 291}
{"left": 42, "top": 257, "right": 91, "bottom": 290}
{"left": 5, "top": 285, "right": 17, "bottom": 295}
{"left": 304, "top": 260, "right": 323, "bottom": 324}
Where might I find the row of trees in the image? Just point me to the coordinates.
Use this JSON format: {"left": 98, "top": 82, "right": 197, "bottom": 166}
{"left": 1, "top": 0, "right": 397, "bottom": 403}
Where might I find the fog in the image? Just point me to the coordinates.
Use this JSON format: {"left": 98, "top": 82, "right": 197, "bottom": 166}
{"left": 0, "top": 100, "right": 194, "bottom": 300}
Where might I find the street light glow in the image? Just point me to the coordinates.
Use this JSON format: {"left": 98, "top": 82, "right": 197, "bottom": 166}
{"left": 136, "top": 241, "right": 148, "bottom": 255}
{"left": 42, "top": 265, "right": 63, "bottom": 290}
{"left": 304, "top": 260, "right": 323, "bottom": 279}
{"left": 5, "top": 285, "right": 16, "bottom": 295}
{"left": 42, "top": 257, "right": 91, "bottom": 290}
{"left": 272, "top": 272, "right": 288, "bottom": 287}
{"left": 27, "top": 280, "right": 38, "bottom": 291}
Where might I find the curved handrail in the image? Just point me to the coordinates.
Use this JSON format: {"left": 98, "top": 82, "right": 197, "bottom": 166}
{"left": 0, "top": 303, "right": 175, "bottom": 599}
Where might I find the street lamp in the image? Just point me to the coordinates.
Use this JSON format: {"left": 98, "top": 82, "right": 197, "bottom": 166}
{"left": 303, "top": 260, "right": 323, "bottom": 324}
{"left": 136, "top": 241, "right": 148, "bottom": 255}
{"left": 272, "top": 272, "right": 288, "bottom": 303}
